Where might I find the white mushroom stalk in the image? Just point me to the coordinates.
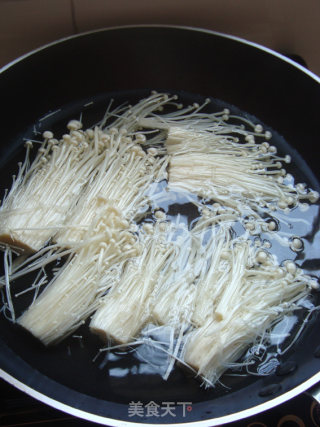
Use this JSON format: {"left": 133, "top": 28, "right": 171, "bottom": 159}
{"left": 182, "top": 240, "right": 318, "bottom": 386}
{"left": 138, "top": 101, "right": 272, "bottom": 146}
{"left": 138, "top": 104, "right": 318, "bottom": 212}
{"left": 191, "top": 224, "right": 234, "bottom": 327}
{"left": 151, "top": 228, "right": 199, "bottom": 329}
{"left": 0, "top": 92, "right": 175, "bottom": 254}
{"left": 90, "top": 219, "right": 176, "bottom": 344}
{"left": 107, "top": 92, "right": 179, "bottom": 134}
{"left": 151, "top": 214, "right": 232, "bottom": 330}
{"left": 56, "top": 128, "right": 168, "bottom": 246}
{"left": 168, "top": 152, "right": 312, "bottom": 215}
{"left": 18, "top": 207, "right": 139, "bottom": 345}
{"left": 0, "top": 123, "right": 112, "bottom": 253}
{"left": 164, "top": 126, "right": 261, "bottom": 156}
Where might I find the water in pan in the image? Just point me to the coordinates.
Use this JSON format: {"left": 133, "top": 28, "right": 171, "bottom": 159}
{"left": 0, "top": 89, "right": 319, "bottom": 409}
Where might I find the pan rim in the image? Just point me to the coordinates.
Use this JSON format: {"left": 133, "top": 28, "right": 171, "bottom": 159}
{"left": 1, "top": 24, "right": 320, "bottom": 84}
{"left": 1, "top": 368, "right": 320, "bottom": 426}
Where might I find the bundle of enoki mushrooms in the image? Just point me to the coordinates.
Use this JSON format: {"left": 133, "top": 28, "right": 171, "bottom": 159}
{"left": 0, "top": 92, "right": 319, "bottom": 388}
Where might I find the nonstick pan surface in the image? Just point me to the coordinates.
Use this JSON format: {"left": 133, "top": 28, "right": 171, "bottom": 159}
{"left": 0, "top": 26, "right": 320, "bottom": 426}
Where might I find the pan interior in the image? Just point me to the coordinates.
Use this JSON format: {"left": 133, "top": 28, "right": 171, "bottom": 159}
{"left": 0, "top": 88, "right": 319, "bottom": 423}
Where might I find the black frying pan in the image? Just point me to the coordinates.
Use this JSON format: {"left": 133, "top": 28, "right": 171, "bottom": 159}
{"left": 0, "top": 26, "right": 320, "bottom": 426}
